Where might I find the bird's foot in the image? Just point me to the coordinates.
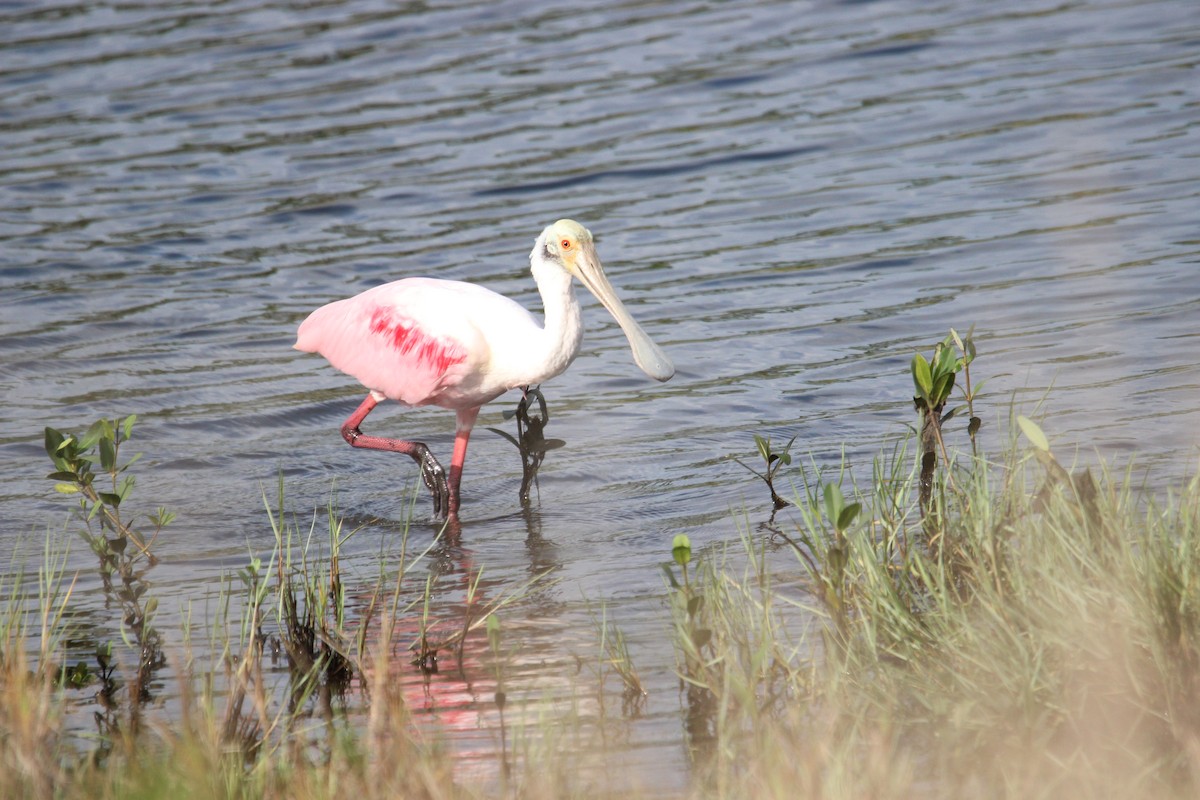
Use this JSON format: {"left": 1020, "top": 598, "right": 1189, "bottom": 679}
{"left": 412, "top": 445, "right": 450, "bottom": 520}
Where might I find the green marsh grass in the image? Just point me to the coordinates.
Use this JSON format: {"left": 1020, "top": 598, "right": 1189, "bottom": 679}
{"left": 7, "top": 404, "right": 1200, "bottom": 798}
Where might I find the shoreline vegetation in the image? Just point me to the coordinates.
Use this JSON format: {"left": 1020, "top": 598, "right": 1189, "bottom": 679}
{"left": 6, "top": 332, "right": 1200, "bottom": 799}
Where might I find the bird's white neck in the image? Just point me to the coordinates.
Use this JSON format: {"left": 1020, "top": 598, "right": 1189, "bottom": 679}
{"left": 527, "top": 248, "right": 583, "bottom": 384}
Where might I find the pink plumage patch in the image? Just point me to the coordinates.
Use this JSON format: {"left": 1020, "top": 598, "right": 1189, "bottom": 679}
{"left": 368, "top": 307, "right": 466, "bottom": 374}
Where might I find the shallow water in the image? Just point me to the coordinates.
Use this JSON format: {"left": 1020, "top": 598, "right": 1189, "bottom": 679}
{"left": 2, "top": 0, "right": 1199, "bottom": 789}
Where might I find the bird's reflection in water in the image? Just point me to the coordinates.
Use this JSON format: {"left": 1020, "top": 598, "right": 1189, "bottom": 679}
{"left": 397, "top": 385, "right": 564, "bottom": 592}
{"left": 362, "top": 387, "right": 568, "bottom": 680}
{"left": 494, "top": 386, "right": 564, "bottom": 583}
{"left": 340, "top": 391, "right": 571, "bottom": 752}
{"left": 422, "top": 385, "right": 564, "bottom": 589}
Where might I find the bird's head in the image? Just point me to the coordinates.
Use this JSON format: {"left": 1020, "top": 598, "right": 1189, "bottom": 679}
{"left": 539, "top": 219, "right": 596, "bottom": 274}
{"left": 535, "top": 219, "right": 674, "bottom": 382}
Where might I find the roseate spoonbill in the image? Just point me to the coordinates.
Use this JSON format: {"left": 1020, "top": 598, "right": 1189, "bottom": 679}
{"left": 294, "top": 219, "right": 674, "bottom": 518}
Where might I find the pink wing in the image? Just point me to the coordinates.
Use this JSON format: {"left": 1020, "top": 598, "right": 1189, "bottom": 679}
{"left": 295, "top": 278, "right": 483, "bottom": 406}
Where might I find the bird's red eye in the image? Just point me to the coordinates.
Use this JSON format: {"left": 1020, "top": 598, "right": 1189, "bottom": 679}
{"left": 561, "top": 239, "right": 572, "bottom": 250}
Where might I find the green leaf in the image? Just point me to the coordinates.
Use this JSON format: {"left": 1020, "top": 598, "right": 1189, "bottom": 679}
{"left": 241, "top": 556, "right": 262, "bottom": 585}
{"left": 826, "top": 544, "right": 848, "bottom": 578}
{"left": 122, "top": 414, "right": 137, "bottom": 441}
{"left": 54, "top": 483, "right": 80, "bottom": 494}
{"left": 837, "top": 502, "right": 861, "bottom": 532}
{"left": 80, "top": 420, "right": 109, "bottom": 452}
{"left": 44, "top": 427, "right": 65, "bottom": 459}
{"left": 933, "top": 371, "right": 956, "bottom": 405}
{"left": 691, "top": 628, "right": 712, "bottom": 649}
{"left": 672, "top": 534, "right": 692, "bottom": 567}
{"left": 950, "top": 328, "right": 963, "bottom": 351}
{"left": 46, "top": 471, "right": 78, "bottom": 482}
{"left": 823, "top": 483, "right": 844, "bottom": 524}
{"left": 96, "top": 642, "right": 112, "bottom": 669}
{"left": 911, "top": 353, "right": 933, "bottom": 401}
{"left": 687, "top": 595, "right": 705, "bottom": 617}
{"left": 1017, "top": 415, "right": 1050, "bottom": 452}
{"left": 968, "top": 417, "right": 982, "bottom": 437}
{"left": 98, "top": 438, "right": 116, "bottom": 473}
{"left": 119, "top": 452, "right": 143, "bottom": 472}
{"left": 118, "top": 622, "right": 135, "bottom": 649}
{"left": 69, "top": 661, "right": 93, "bottom": 687}
{"left": 754, "top": 434, "right": 770, "bottom": 464}
{"left": 98, "top": 492, "right": 121, "bottom": 508}
{"left": 660, "top": 563, "right": 680, "bottom": 590}
{"left": 934, "top": 341, "right": 957, "bottom": 377}
{"left": 966, "top": 339, "right": 977, "bottom": 361}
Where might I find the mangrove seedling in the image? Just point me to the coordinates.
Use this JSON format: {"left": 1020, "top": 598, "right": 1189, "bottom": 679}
{"left": 44, "top": 415, "right": 172, "bottom": 729}
{"left": 911, "top": 329, "right": 982, "bottom": 523}
{"left": 663, "top": 533, "right": 713, "bottom": 667}
{"left": 662, "top": 533, "right": 718, "bottom": 756}
{"left": 734, "top": 433, "right": 795, "bottom": 510}
{"left": 44, "top": 415, "right": 174, "bottom": 557}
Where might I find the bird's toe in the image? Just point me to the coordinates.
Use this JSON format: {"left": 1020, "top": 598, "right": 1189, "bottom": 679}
{"left": 417, "top": 451, "right": 450, "bottom": 519}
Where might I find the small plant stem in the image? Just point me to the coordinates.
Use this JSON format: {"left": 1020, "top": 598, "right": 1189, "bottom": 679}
{"left": 930, "top": 416, "right": 960, "bottom": 497}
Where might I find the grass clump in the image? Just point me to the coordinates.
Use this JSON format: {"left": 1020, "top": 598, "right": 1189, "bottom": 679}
{"left": 685, "top": 330, "right": 1200, "bottom": 797}
{"left": 5, "top": 429, "right": 567, "bottom": 800}
{"left": 672, "top": 416, "right": 1200, "bottom": 798}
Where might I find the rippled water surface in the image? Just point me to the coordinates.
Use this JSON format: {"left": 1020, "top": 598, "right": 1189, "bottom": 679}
{"left": 3, "top": 0, "right": 1199, "bottom": 789}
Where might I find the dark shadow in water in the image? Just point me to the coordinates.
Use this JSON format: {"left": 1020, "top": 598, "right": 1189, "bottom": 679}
{"left": 684, "top": 683, "right": 718, "bottom": 773}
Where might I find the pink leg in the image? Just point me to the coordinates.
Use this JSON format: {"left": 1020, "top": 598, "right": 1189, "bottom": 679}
{"left": 340, "top": 394, "right": 450, "bottom": 519}
{"left": 447, "top": 407, "right": 481, "bottom": 516}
